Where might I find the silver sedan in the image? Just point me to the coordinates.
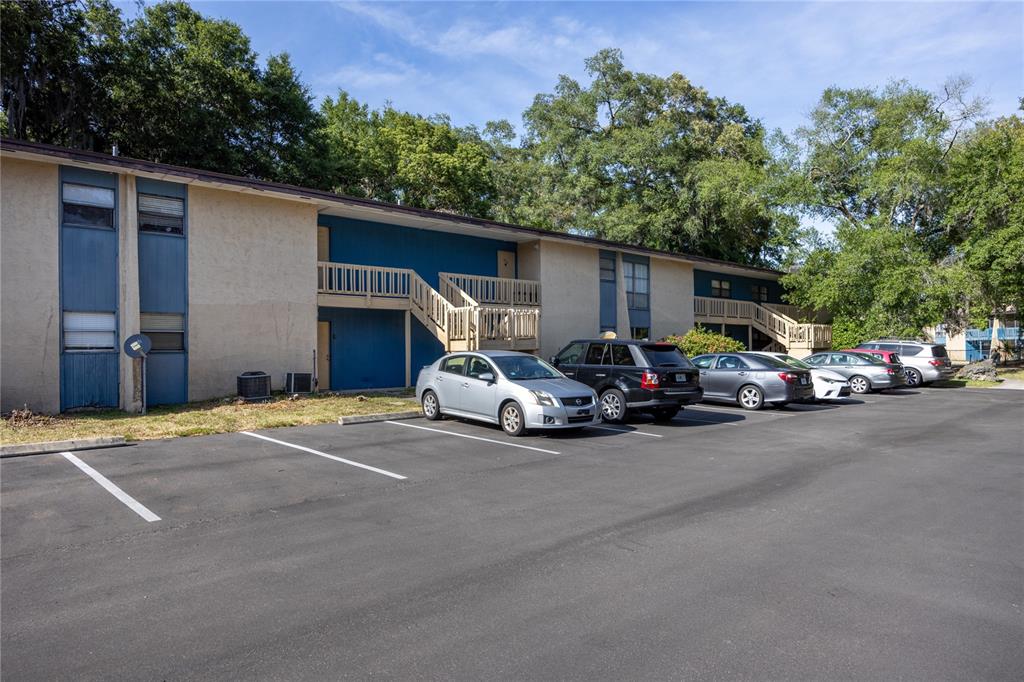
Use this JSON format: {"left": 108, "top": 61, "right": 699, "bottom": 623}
{"left": 416, "top": 351, "right": 601, "bottom": 436}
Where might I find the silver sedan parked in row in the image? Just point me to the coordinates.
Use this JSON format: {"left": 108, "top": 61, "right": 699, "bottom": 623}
{"left": 691, "top": 352, "right": 815, "bottom": 410}
{"left": 802, "top": 351, "right": 907, "bottom": 394}
{"left": 416, "top": 351, "right": 600, "bottom": 436}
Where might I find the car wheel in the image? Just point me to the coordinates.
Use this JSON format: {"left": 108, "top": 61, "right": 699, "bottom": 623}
{"left": 421, "top": 390, "right": 442, "bottom": 420}
{"left": 738, "top": 385, "right": 764, "bottom": 410}
{"left": 849, "top": 375, "right": 870, "bottom": 394}
{"left": 905, "top": 368, "right": 922, "bottom": 387}
{"left": 650, "top": 406, "right": 680, "bottom": 422}
{"left": 600, "top": 389, "right": 628, "bottom": 424}
{"left": 500, "top": 401, "right": 526, "bottom": 436}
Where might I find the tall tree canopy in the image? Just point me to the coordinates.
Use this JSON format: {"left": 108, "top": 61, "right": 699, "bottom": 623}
{"left": 778, "top": 80, "right": 1021, "bottom": 339}
{"left": 494, "top": 49, "right": 794, "bottom": 266}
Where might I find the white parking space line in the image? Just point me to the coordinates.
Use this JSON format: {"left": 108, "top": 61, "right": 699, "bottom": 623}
{"left": 587, "top": 424, "right": 663, "bottom": 438}
{"left": 385, "top": 421, "right": 561, "bottom": 455}
{"left": 61, "top": 452, "right": 161, "bottom": 523}
{"left": 240, "top": 431, "right": 407, "bottom": 480}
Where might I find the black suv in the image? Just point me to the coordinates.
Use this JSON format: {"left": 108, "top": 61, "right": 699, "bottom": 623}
{"left": 550, "top": 339, "right": 703, "bottom": 423}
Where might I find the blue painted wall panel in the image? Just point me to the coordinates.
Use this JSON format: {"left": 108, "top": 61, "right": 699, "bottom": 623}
{"left": 321, "top": 216, "right": 517, "bottom": 288}
{"left": 694, "top": 269, "right": 784, "bottom": 304}
{"left": 61, "top": 227, "right": 118, "bottom": 311}
{"left": 146, "top": 353, "right": 188, "bottom": 406}
{"left": 139, "top": 234, "right": 187, "bottom": 313}
{"left": 321, "top": 308, "right": 405, "bottom": 390}
{"left": 61, "top": 353, "right": 119, "bottom": 409}
{"left": 411, "top": 315, "right": 445, "bottom": 380}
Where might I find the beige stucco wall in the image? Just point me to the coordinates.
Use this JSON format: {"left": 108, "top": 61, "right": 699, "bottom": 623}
{"left": 187, "top": 187, "right": 318, "bottom": 400}
{"left": 1, "top": 158, "right": 61, "bottom": 413}
{"left": 517, "top": 240, "right": 541, "bottom": 281}
{"left": 650, "top": 257, "right": 695, "bottom": 341}
{"left": 536, "top": 240, "right": 601, "bottom": 359}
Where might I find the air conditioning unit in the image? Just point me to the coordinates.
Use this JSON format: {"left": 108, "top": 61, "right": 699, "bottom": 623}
{"left": 237, "top": 371, "right": 271, "bottom": 401}
{"left": 285, "top": 372, "right": 313, "bottom": 394}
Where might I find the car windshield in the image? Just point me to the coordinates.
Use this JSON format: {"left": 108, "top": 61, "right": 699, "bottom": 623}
{"left": 640, "top": 344, "right": 693, "bottom": 368}
{"left": 492, "top": 355, "right": 562, "bottom": 380}
{"left": 776, "top": 354, "right": 812, "bottom": 369}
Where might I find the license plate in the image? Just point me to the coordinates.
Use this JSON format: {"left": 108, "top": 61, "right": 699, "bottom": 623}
{"left": 675, "top": 373, "right": 687, "bottom": 382}
{"left": 800, "top": 375, "right": 808, "bottom": 384}
{"left": 576, "top": 409, "right": 591, "bottom": 416}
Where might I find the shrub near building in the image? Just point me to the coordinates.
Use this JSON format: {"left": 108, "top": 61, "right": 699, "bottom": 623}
{"left": 663, "top": 326, "right": 747, "bottom": 357}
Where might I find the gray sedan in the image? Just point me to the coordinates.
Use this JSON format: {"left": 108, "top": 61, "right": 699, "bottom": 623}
{"left": 691, "top": 352, "right": 815, "bottom": 409}
{"left": 802, "top": 351, "right": 907, "bottom": 394}
{"left": 416, "top": 351, "right": 600, "bottom": 436}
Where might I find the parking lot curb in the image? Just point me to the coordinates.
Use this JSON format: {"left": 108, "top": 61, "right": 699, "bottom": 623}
{"left": 338, "top": 410, "right": 422, "bottom": 425}
{"left": 0, "top": 436, "right": 129, "bottom": 459}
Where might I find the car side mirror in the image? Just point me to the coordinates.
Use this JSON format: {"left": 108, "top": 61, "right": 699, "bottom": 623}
{"left": 549, "top": 356, "right": 559, "bottom": 366}
{"left": 479, "top": 372, "right": 495, "bottom": 383}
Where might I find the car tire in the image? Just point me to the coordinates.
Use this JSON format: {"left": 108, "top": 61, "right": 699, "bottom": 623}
{"left": 738, "top": 384, "right": 764, "bottom": 410}
{"left": 905, "top": 368, "right": 922, "bottom": 387}
{"left": 600, "top": 388, "right": 628, "bottom": 424}
{"left": 421, "top": 390, "right": 442, "bottom": 420}
{"left": 651, "top": 406, "right": 680, "bottom": 422}
{"left": 500, "top": 401, "right": 527, "bottom": 437}
{"left": 848, "top": 375, "right": 871, "bottom": 394}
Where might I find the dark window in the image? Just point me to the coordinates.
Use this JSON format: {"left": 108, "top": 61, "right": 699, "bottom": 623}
{"left": 584, "top": 343, "right": 608, "bottom": 365}
{"left": 441, "top": 356, "right": 467, "bottom": 375}
{"left": 623, "top": 260, "right": 649, "bottom": 310}
{"left": 900, "top": 344, "right": 923, "bottom": 356}
{"left": 599, "top": 255, "right": 616, "bottom": 282}
{"left": 751, "top": 284, "right": 769, "bottom": 303}
{"left": 555, "top": 342, "right": 585, "bottom": 365}
{"left": 141, "top": 313, "right": 185, "bottom": 351}
{"left": 62, "top": 183, "right": 114, "bottom": 229}
{"left": 630, "top": 327, "right": 649, "bottom": 340}
{"left": 139, "top": 194, "right": 185, "bottom": 235}
{"left": 640, "top": 344, "right": 692, "bottom": 368}
{"left": 710, "top": 279, "right": 731, "bottom": 298}
{"left": 716, "top": 355, "right": 748, "bottom": 370}
{"left": 611, "top": 344, "right": 636, "bottom": 366}
{"left": 930, "top": 345, "right": 948, "bottom": 358}
{"left": 466, "top": 357, "right": 493, "bottom": 380}
{"left": 878, "top": 343, "right": 900, "bottom": 352}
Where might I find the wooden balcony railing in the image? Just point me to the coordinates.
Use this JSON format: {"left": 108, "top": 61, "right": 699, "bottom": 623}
{"left": 439, "top": 272, "right": 540, "bottom": 307}
{"left": 694, "top": 295, "right": 831, "bottom": 350}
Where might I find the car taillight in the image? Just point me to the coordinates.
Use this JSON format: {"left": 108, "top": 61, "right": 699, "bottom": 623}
{"left": 641, "top": 370, "right": 660, "bottom": 389}
{"left": 777, "top": 372, "right": 798, "bottom": 384}
{"left": 886, "top": 368, "right": 896, "bottom": 375}
{"left": 928, "top": 359, "right": 943, "bottom": 367}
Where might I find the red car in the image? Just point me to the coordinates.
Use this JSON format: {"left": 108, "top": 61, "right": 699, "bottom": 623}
{"left": 845, "top": 348, "right": 903, "bottom": 366}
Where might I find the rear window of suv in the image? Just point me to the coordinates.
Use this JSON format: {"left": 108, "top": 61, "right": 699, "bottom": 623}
{"left": 930, "top": 345, "right": 948, "bottom": 358}
{"left": 640, "top": 344, "right": 692, "bottom": 368}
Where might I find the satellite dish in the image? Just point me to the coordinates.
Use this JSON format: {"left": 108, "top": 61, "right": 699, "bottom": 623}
{"left": 123, "top": 333, "right": 152, "bottom": 358}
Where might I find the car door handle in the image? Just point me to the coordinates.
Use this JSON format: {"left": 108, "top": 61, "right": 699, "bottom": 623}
{"left": 738, "top": 371, "right": 747, "bottom": 376}
{"left": 595, "top": 373, "right": 607, "bottom": 377}
{"left": 462, "top": 382, "right": 470, "bottom": 388}
{"left": 564, "top": 371, "right": 575, "bottom": 376}
{"left": 700, "top": 371, "right": 707, "bottom": 375}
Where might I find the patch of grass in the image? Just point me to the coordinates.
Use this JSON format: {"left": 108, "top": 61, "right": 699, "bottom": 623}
{"left": 996, "top": 368, "right": 1024, "bottom": 381}
{"left": 0, "top": 391, "right": 417, "bottom": 446}
{"left": 931, "top": 379, "right": 1003, "bottom": 389}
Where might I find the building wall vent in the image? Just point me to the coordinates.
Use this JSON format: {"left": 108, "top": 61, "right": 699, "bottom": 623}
{"left": 285, "top": 372, "right": 313, "bottom": 394}
{"left": 237, "top": 371, "right": 271, "bottom": 401}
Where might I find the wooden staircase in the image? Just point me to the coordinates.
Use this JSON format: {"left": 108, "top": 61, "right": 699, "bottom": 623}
{"left": 317, "top": 262, "right": 540, "bottom": 352}
{"left": 693, "top": 296, "right": 831, "bottom": 353}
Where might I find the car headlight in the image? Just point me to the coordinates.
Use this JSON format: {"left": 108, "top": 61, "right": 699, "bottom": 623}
{"left": 529, "top": 390, "right": 557, "bottom": 406}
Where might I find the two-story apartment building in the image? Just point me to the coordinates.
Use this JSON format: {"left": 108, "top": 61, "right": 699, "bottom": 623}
{"left": 0, "top": 139, "right": 831, "bottom": 413}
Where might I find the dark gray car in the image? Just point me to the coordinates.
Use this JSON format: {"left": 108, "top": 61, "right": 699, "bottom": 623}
{"left": 691, "top": 352, "right": 815, "bottom": 410}
{"left": 802, "top": 351, "right": 907, "bottom": 394}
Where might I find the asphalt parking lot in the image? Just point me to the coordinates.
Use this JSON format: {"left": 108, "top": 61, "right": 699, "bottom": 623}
{"left": 2, "top": 388, "right": 1022, "bottom": 680}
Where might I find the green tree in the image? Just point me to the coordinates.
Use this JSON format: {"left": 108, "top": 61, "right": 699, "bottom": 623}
{"left": 508, "top": 49, "right": 788, "bottom": 265}
{"left": 778, "top": 79, "right": 987, "bottom": 338}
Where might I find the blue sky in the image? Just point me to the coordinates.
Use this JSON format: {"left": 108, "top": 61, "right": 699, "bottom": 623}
{"left": 134, "top": 1, "right": 1023, "bottom": 137}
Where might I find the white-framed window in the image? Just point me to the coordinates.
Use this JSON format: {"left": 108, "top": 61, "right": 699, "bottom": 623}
{"left": 138, "top": 194, "right": 185, "bottom": 235}
{"left": 711, "top": 279, "right": 731, "bottom": 298}
{"left": 141, "top": 313, "right": 185, "bottom": 351}
{"left": 62, "top": 183, "right": 115, "bottom": 229}
{"left": 623, "top": 260, "right": 649, "bottom": 310}
{"left": 751, "top": 284, "right": 769, "bottom": 303}
{"left": 63, "top": 311, "right": 116, "bottom": 350}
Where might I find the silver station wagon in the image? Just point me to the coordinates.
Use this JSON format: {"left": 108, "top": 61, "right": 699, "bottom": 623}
{"left": 416, "top": 351, "right": 600, "bottom": 436}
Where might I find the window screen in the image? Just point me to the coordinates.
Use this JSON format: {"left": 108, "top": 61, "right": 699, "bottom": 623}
{"left": 64, "top": 311, "right": 116, "bottom": 350}
{"left": 139, "top": 194, "right": 185, "bottom": 234}
{"left": 141, "top": 313, "right": 185, "bottom": 351}
{"left": 63, "top": 183, "right": 114, "bottom": 229}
